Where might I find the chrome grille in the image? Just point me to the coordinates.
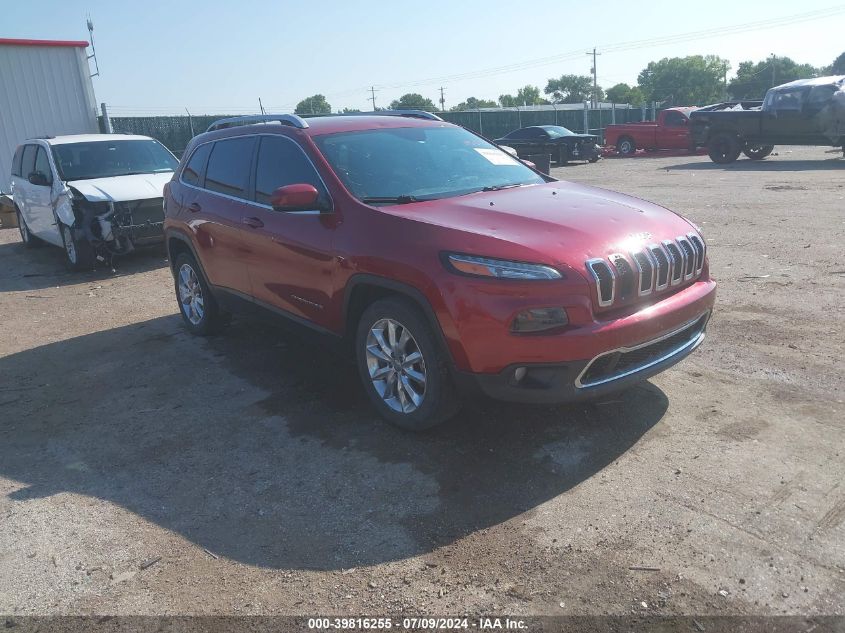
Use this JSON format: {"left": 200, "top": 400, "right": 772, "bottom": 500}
{"left": 585, "top": 234, "right": 705, "bottom": 308}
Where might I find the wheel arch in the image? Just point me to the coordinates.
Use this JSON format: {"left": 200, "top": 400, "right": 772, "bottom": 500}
{"left": 343, "top": 274, "right": 459, "bottom": 367}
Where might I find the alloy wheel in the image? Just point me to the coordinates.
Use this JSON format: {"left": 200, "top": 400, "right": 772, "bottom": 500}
{"left": 365, "top": 318, "right": 427, "bottom": 413}
{"left": 178, "top": 263, "right": 205, "bottom": 325}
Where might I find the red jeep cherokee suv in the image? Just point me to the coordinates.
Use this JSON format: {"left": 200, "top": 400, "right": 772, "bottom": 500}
{"left": 163, "top": 112, "right": 715, "bottom": 430}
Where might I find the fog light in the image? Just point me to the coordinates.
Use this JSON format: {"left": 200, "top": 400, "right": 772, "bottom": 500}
{"left": 513, "top": 367, "right": 528, "bottom": 382}
{"left": 511, "top": 307, "right": 568, "bottom": 333}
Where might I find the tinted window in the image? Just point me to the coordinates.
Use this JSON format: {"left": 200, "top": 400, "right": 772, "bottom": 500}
{"left": 805, "top": 85, "right": 836, "bottom": 112}
{"left": 505, "top": 129, "right": 529, "bottom": 139}
{"left": 542, "top": 126, "right": 575, "bottom": 138}
{"left": 21, "top": 145, "right": 37, "bottom": 178}
{"left": 525, "top": 128, "right": 548, "bottom": 139}
{"left": 769, "top": 88, "right": 805, "bottom": 111}
{"left": 182, "top": 142, "right": 212, "bottom": 186}
{"left": 34, "top": 147, "right": 53, "bottom": 184}
{"left": 205, "top": 137, "right": 256, "bottom": 198}
{"left": 11, "top": 146, "right": 23, "bottom": 177}
{"left": 254, "top": 137, "right": 326, "bottom": 206}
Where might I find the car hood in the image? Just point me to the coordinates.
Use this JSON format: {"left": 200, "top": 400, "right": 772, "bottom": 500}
{"left": 385, "top": 181, "right": 697, "bottom": 267}
{"left": 66, "top": 172, "right": 173, "bottom": 202}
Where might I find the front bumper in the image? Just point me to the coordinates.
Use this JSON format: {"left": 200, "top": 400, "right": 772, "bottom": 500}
{"left": 455, "top": 311, "right": 709, "bottom": 404}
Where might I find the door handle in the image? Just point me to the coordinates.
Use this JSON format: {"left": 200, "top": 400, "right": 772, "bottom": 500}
{"left": 188, "top": 202, "right": 202, "bottom": 213}
{"left": 242, "top": 216, "right": 264, "bottom": 228}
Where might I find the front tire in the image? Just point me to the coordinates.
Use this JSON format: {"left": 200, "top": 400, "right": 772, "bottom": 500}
{"left": 173, "top": 252, "right": 227, "bottom": 336}
{"left": 356, "top": 297, "right": 460, "bottom": 431}
{"left": 60, "top": 223, "right": 95, "bottom": 270}
{"left": 743, "top": 144, "right": 774, "bottom": 160}
{"left": 708, "top": 133, "right": 741, "bottom": 164}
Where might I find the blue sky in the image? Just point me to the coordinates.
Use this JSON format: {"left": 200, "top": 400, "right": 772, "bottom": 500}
{"left": 5, "top": 0, "right": 844, "bottom": 114}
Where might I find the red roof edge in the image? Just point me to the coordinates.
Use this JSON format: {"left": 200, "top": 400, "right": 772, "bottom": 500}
{"left": 0, "top": 38, "right": 88, "bottom": 48}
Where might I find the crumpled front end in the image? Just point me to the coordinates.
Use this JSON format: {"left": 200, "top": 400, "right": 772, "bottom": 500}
{"left": 67, "top": 188, "right": 165, "bottom": 258}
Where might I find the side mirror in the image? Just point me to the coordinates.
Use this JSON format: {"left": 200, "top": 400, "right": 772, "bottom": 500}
{"left": 28, "top": 171, "right": 50, "bottom": 187}
{"left": 270, "top": 184, "right": 323, "bottom": 212}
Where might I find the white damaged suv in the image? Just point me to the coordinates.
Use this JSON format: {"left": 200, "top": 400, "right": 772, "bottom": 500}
{"left": 10, "top": 134, "right": 178, "bottom": 269}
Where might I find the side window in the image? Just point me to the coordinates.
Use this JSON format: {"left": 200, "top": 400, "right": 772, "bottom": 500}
{"left": 525, "top": 128, "right": 545, "bottom": 139}
{"left": 181, "top": 142, "right": 212, "bottom": 186}
{"left": 664, "top": 111, "right": 686, "bottom": 127}
{"left": 21, "top": 145, "right": 37, "bottom": 178}
{"left": 770, "top": 89, "right": 805, "bottom": 111}
{"left": 254, "top": 136, "right": 327, "bottom": 206}
{"left": 506, "top": 129, "right": 528, "bottom": 139}
{"left": 34, "top": 147, "right": 53, "bottom": 184}
{"left": 11, "top": 146, "right": 23, "bottom": 177}
{"left": 805, "top": 85, "right": 836, "bottom": 112}
{"left": 204, "top": 137, "right": 256, "bottom": 199}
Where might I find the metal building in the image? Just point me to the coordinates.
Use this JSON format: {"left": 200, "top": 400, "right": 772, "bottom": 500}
{"left": 0, "top": 38, "right": 98, "bottom": 193}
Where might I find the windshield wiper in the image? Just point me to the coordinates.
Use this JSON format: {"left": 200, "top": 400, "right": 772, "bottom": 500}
{"left": 481, "top": 183, "right": 523, "bottom": 192}
{"left": 361, "top": 195, "right": 420, "bottom": 205}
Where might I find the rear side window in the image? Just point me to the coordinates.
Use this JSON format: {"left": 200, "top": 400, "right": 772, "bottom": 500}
{"left": 664, "top": 111, "right": 687, "bottom": 127}
{"left": 182, "top": 142, "right": 212, "bottom": 186}
{"left": 21, "top": 145, "right": 37, "bottom": 178}
{"left": 204, "top": 137, "right": 255, "bottom": 199}
{"left": 254, "top": 137, "right": 326, "bottom": 206}
{"left": 34, "top": 147, "right": 53, "bottom": 184}
{"left": 11, "top": 146, "right": 23, "bottom": 177}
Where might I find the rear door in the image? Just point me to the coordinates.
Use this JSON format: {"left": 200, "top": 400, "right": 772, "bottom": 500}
{"left": 240, "top": 135, "right": 337, "bottom": 327}
{"left": 15, "top": 145, "right": 38, "bottom": 230}
{"left": 186, "top": 137, "right": 254, "bottom": 295}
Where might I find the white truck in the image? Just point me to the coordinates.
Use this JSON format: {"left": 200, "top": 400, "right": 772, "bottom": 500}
{"left": 0, "top": 38, "right": 99, "bottom": 197}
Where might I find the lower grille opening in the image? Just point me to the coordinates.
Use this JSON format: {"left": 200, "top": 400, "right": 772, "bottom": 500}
{"left": 579, "top": 314, "right": 707, "bottom": 387}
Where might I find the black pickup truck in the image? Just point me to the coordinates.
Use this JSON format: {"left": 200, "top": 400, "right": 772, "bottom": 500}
{"left": 690, "top": 76, "right": 845, "bottom": 163}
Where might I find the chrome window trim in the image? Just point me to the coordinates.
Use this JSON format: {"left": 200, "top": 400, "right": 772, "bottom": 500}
{"left": 630, "top": 248, "right": 656, "bottom": 297}
{"left": 178, "top": 133, "right": 333, "bottom": 215}
{"left": 648, "top": 243, "right": 670, "bottom": 291}
{"left": 677, "top": 236, "right": 695, "bottom": 281}
{"left": 574, "top": 312, "right": 709, "bottom": 389}
{"left": 585, "top": 257, "right": 615, "bottom": 307}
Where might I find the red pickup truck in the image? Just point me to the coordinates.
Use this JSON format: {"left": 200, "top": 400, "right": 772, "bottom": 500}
{"left": 604, "top": 107, "right": 698, "bottom": 155}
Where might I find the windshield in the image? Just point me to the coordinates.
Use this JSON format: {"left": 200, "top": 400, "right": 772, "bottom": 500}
{"left": 542, "top": 126, "right": 575, "bottom": 138}
{"left": 313, "top": 126, "right": 545, "bottom": 203}
{"left": 51, "top": 140, "right": 178, "bottom": 181}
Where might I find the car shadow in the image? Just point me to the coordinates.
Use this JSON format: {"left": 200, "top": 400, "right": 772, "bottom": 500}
{"left": 0, "top": 237, "right": 168, "bottom": 291}
{"left": 0, "top": 314, "right": 668, "bottom": 571}
{"left": 663, "top": 157, "right": 844, "bottom": 171}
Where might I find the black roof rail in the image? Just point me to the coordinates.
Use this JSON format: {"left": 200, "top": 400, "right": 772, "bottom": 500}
{"left": 303, "top": 110, "right": 444, "bottom": 122}
{"left": 206, "top": 114, "right": 309, "bottom": 133}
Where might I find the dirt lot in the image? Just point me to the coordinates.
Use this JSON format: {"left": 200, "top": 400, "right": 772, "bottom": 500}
{"left": 0, "top": 146, "right": 843, "bottom": 618}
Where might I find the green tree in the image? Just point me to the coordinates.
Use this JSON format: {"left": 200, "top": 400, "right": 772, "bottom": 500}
{"left": 294, "top": 94, "right": 332, "bottom": 115}
{"left": 389, "top": 93, "right": 437, "bottom": 111}
{"left": 638, "top": 55, "right": 729, "bottom": 105}
{"left": 450, "top": 96, "right": 498, "bottom": 111}
{"left": 729, "top": 56, "right": 818, "bottom": 99}
{"left": 825, "top": 51, "right": 845, "bottom": 75}
{"left": 605, "top": 83, "right": 644, "bottom": 105}
{"left": 544, "top": 75, "right": 602, "bottom": 104}
{"left": 498, "top": 85, "right": 549, "bottom": 107}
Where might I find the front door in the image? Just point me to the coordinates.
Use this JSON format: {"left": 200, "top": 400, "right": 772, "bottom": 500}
{"left": 662, "top": 111, "right": 691, "bottom": 149}
{"left": 239, "top": 135, "right": 337, "bottom": 329}
{"left": 29, "top": 146, "right": 61, "bottom": 243}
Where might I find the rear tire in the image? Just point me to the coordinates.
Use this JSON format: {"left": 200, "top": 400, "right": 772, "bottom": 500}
{"left": 616, "top": 137, "right": 636, "bottom": 156}
{"left": 355, "top": 297, "right": 460, "bottom": 431}
{"left": 708, "top": 133, "right": 742, "bottom": 164}
{"left": 60, "top": 223, "right": 95, "bottom": 271}
{"left": 16, "top": 208, "right": 40, "bottom": 248}
{"left": 173, "top": 252, "right": 227, "bottom": 336}
{"left": 743, "top": 144, "right": 774, "bottom": 160}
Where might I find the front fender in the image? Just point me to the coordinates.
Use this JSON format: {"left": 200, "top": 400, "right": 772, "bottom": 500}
{"left": 53, "top": 184, "right": 75, "bottom": 227}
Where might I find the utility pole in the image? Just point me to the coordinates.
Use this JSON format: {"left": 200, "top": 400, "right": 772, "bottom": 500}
{"left": 586, "top": 48, "right": 601, "bottom": 107}
{"left": 258, "top": 97, "right": 265, "bottom": 115}
{"left": 439, "top": 86, "right": 446, "bottom": 112}
{"left": 369, "top": 86, "right": 378, "bottom": 110}
{"left": 770, "top": 54, "right": 777, "bottom": 88}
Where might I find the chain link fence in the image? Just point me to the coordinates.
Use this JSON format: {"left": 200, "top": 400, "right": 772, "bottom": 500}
{"left": 102, "top": 104, "right": 652, "bottom": 156}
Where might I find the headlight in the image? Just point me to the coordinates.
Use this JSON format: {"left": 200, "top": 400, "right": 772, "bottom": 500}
{"left": 444, "top": 253, "right": 562, "bottom": 280}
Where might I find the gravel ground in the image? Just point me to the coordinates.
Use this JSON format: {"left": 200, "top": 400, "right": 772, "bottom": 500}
{"left": 0, "top": 145, "right": 843, "bottom": 617}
